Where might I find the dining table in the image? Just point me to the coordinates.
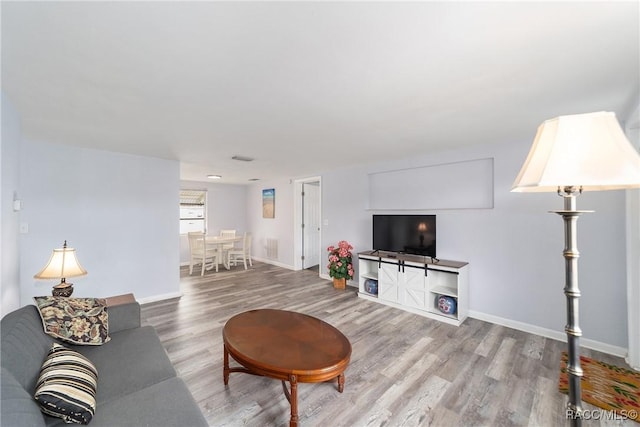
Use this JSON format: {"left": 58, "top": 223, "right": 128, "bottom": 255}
{"left": 203, "top": 235, "right": 243, "bottom": 271}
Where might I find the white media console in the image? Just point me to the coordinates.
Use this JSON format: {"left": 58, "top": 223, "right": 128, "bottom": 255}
{"left": 358, "top": 250, "right": 469, "bottom": 326}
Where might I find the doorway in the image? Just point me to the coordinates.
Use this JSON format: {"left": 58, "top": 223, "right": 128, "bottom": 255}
{"left": 293, "top": 177, "right": 322, "bottom": 273}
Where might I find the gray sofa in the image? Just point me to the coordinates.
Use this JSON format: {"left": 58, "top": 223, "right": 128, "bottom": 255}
{"left": 1, "top": 301, "right": 208, "bottom": 427}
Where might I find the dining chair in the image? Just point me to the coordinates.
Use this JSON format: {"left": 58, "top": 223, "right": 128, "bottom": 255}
{"left": 228, "top": 232, "right": 253, "bottom": 270}
{"left": 187, "top": 232, "right": 220, "bottom": 275}
{"left": 219, "top": 229, "right": 236, "bottom": 239}
{"left": 219, "top": 229, "right": 236, "bottom": 258}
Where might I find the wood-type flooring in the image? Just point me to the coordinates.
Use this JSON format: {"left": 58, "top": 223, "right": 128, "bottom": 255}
{"left": 140, "top": 262, "right": 636, "bottom": 427}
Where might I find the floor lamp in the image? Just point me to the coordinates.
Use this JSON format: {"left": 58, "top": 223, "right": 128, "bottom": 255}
{"left": 511, "top": 111, "right": 640, "bottom": 426}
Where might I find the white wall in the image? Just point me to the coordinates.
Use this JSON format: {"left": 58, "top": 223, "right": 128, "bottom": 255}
{"left": 19, "top": 139, "right": 181, "bottom": 303}
{"left": 350, "top": 141, "right": 627, "bottom": 348}
{"left": 1, "top": 94, "right": 22, "bottom": 317}
{"left": 299, "top": 138, "right": 628, "bottom": 350}
{"left": 179, "top": 180, "right": 248, "bottom": 264}
{"left": 246, "top": 179, "right": 295, "bottom": 268}
{"left": 321, "top": 165, "right": 371, "bottom": 258}
{"left": 4, "top": 96, "right": 631, "bottom": 351}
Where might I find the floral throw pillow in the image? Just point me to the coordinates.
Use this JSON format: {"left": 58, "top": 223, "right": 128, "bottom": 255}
{"left": 33, "top": 297, "right": 111, "bottom": 345}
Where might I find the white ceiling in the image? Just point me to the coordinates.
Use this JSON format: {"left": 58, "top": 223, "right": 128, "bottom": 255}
{"left": 2, "top": 1, "right": 638, "bottom": 184}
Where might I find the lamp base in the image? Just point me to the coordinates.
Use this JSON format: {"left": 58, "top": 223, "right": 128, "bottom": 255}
{"left": 52, "top": 282, "right": 74, "bottom": 297}
{"left": 553, "top": 191, "right": 589, "bottom": 427}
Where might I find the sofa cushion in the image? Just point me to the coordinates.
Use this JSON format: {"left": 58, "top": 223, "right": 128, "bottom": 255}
{"left": 74, "top": 326, "right": 177, "bottom": 404}
{"left": 103, "top": 302, "right": 140, "bottom": 333}
{"left": 33, "top": 297, "right": 110, "bottom": 346}
{"left": 90, "top": 377, "right": 207, "bottom": 427}
{"left": 1, "top": 367, "right": 46, "bottom": 427}
{"left": 34, "top": 343, "right": 98, "bottom": 424}
{"left": 1, "top": 305, "right": 55, "bottom": 391}
{"left": 45, "top": 377, "right": 207, "bottom": 427}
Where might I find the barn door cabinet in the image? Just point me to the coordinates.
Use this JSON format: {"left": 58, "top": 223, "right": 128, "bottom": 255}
{"left": 357, "top": 251, "right": 469, "bottom": 326}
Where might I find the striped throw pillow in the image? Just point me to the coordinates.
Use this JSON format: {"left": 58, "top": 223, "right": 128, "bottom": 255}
{"left": 34, "top": 343, "right": 98, "bottom": 424}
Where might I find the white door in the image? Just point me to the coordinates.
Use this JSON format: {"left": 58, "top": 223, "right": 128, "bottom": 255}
{"left": 302, "top": 182, "right": 320, "bottom": 268}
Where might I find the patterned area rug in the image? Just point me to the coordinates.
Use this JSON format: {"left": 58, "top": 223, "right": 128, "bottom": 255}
{"left": 559, "top": 352, "right": 640, "bottom": 422}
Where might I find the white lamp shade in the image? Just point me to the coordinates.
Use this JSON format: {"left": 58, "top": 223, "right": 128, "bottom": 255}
{"left": 511, "top": 111, "right": 640, "bottom": 192}
{"left": 34, "top": 246, "right": 87, "bottom": 279}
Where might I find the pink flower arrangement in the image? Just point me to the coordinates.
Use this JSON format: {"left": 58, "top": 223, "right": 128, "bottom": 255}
{"left": 327, "top": 240, "right": 354, "bottom": 280}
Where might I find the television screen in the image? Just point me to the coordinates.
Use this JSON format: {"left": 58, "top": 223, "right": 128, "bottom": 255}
{"left": 373, "top": 215, "right": 436, "bottom": 257}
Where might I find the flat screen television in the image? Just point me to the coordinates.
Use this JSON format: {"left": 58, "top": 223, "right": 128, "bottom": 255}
{"left": 373, "top": 214, "right": 436, "bottom": 257}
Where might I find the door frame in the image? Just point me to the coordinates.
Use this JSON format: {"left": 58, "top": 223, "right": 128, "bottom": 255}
{"left": 293, "top": 176, "right": 322, "bottom": 273}
{"left": 625, "top": 107, "right": 639, "bottom": 370}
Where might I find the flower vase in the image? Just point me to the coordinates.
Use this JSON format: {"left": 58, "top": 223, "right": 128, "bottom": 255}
{"left": 333, "top": 277, "right": 346, "bottom": 290}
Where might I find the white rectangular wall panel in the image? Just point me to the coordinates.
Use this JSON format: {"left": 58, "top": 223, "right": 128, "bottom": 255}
{"left": 368, "top": 158, "right": 494, "bottom": 210}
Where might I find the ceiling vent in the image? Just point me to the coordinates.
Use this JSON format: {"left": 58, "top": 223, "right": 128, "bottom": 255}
{"left": 232, "top": 155, "right": 254, "bottom": 162}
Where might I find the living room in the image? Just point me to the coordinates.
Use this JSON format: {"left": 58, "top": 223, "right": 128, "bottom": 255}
{"left": 1, "top": 2, "right": 639, "bottom": 425}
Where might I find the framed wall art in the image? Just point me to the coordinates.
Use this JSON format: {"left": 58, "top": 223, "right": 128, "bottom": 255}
{"left": 262, "top": 188, "right": 275, "bottom": 218}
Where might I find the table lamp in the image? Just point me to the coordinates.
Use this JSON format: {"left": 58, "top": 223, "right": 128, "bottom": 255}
{"left": 34, "top": 240, "right": 87, "bottom": 297}
{"left": 511, "top": 111, "right": 640, "bottom": 425}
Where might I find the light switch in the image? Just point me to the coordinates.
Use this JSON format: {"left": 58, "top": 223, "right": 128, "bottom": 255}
{"left": 19, "top": 222, "right": 28, "bottom": 234}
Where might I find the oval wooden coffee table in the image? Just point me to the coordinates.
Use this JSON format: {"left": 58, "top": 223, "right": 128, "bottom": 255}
{"left": 223, "top": 309, "right": 352, "bottom": 427}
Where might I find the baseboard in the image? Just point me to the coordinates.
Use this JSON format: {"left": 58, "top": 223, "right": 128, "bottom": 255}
{"left": 181, "top": 258, "right": 295, "bottom": 270}
{"left": 251, "top": 257, "right": 295, "bottom": 270}
{"left": 468, "top": 310, "right": 628, "bottom": 358}
{"left": 137, "top": 292, "right": 182, "bottom": 305}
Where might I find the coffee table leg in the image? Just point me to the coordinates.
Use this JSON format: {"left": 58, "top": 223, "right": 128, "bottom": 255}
{"left": 337, "top": 373, "right": 345, "bottom": 393}
{"left": 223, "top": 345, "right": 229, "bottom": 385}
{"left": 289, "top": 374, "right": 298, "bottom": 427}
